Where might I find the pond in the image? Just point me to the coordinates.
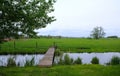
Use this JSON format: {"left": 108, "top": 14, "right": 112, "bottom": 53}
{"left": 0, "top": 52, "right": 120, "bottom": 67}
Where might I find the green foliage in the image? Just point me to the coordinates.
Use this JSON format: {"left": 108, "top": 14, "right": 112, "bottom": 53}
{"left": 7, "top": 57, "right": 16, "bottom": 67}
{"left": 110, "top": 56, "right": 120, "bottom": 65}
{"left": 0, "top": 0, "right": 56, "bottom": 39}
{"left": 58, "top": 56, "right": 64, "bottom": 65}
{"left": 74, "top": 57, "right": 82, "bottom": 64}
{"left": 90, "top": 26, "right": 105, "bottom": 39}
{"left": 58, "top": 54, "right": 73, "bottom": 65}
{"left": 63, "top": 54, "right": 71, "bottom": 65}
{"left": 91, "top": 57, "right": 99, "bottom": 64}
{"left": 55, "top": 49, "right": 63, "bottom": 56}
{"left": 25, "top": 57, "right": 35, "bottom": 66}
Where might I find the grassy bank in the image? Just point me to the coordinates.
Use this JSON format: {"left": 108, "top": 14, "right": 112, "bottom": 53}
{"left": 0, "top": 38, "right": 120, "bottom": 54}
{"left": 0, "top": 65, "right": 120, "bottom": 76}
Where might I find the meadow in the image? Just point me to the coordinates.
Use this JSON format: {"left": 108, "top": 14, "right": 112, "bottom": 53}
{"left": 0, "top": 65, "right": 120, "bottom": 76}
{"left": 0, "top": 38, "right": 120, "bottom": 76}
{"left": 0, "top": 38, "right": 120, "bottom": 54}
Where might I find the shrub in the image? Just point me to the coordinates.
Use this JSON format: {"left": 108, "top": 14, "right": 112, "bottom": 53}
{"left": 110, "top": 56, "right": 120, "bottom": 65}
{"left": 74, "top": 57, "right": 82, "bottom": 64}
{"left": 25, "top": 57, "right": 34, "bottom": 66}
{"left": 64, "top": 54, "right": 72, "bottom": 65}
{"left": 7, "top": 57, "right": 16, "bottom": 67}
{"left": 71, "top": 58, "right": 74, "bottom": 64}
{"left": 58, "top": 56, "right": 64, "bottom": 65}
{"left": 55, "top": 49, "right": 63, "bottom": 56}
{"left": 91, "top": 57, "right": 99, "bottom": 64}
{"left": 58, "top": 54, "right": 81, "bottom": 65}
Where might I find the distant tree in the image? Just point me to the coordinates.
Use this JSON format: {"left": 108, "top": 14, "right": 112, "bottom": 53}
{"left": 90, "top": 26, "right": 105, "bottom": 39}
{"left": 0, "top": 0, "right": 56, "bottom": 42}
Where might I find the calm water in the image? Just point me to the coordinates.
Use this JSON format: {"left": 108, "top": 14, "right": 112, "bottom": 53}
{"left": 54, "top": 52, "right": 120, "bottom": 65}
{"left": 0, "top": 52, "right": 120, "bottom": 67}
{"left": 0, "top": 54, "right": 44, "bottom": 67}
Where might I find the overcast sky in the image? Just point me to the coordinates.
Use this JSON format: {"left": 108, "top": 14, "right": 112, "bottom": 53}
{"left": 36, "top": 0, "right": 120, "bottom": 37}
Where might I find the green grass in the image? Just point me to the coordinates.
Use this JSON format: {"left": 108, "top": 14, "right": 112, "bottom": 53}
{"left": 0, "top": 38, "right": 120, "bottom": 54}
{"left": 0, "top": 65, "right": 120, "bottom": 76}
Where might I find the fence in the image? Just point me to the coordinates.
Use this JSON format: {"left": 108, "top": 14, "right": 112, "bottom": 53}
{"left": 0, "top": 41, "right": 56, "bottom": 54}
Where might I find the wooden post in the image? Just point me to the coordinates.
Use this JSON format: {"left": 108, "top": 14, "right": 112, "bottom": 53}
{"left": 14, "top": 41, "right": 16, "bottom": 50}
{"left": 35, "top": 42, "right": 38, "bottom": 53}
{"left": 8, "top": 43, "right": 10, "bottom": 51}
{"left": 36, "top": 42, "right": 38, "bottom": 49}
{"left": 0, "top": 44, "right": 1, "bottom": 51}
{"left": 53, "top": 42, "right": 55, "bottom": 47}
{"left": 53, "top": 42, "right": 57, "bottom": 48}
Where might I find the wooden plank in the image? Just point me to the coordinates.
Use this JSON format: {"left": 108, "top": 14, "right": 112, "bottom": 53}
{"left": 39, "top": 47, "right": 55, "bottom": 67}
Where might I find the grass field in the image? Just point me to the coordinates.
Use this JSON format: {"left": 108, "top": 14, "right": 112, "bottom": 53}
{"left": 0, "top": 65, "right": 120, "bottom": 76}
{"left": 0, "top": 38, "right": 120, "bottom": 54}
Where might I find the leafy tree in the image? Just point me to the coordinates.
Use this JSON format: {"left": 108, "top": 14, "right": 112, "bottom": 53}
{"left": 0, "top": 0, "right": 56, "bottom": 41}
{"left": 90, "top": 26, "right": 105, "bottom": 39}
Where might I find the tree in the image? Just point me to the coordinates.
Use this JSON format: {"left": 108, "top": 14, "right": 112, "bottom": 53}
{"left": 90, "top": 26, "right": 105, "bottom": 39}
{"left": 0, "top": 0, "right": 56, "bottom": 41}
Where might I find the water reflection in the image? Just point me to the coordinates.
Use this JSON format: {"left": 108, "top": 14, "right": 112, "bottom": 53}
{"left": 0, "top": 52, "right": 120, "bottom": 67}
{"left": 54, "top": 52, "right": 120, "bottom": 65}
{"left": 0, "top": 54, "right": 44, "bottom": 67}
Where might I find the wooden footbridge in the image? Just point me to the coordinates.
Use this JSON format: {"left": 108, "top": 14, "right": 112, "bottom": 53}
{"left": 39, "top": 47, "right": 55, "bottom": 67}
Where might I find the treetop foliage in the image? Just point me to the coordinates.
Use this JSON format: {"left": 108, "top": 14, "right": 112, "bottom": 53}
{"left": 90, "top": 26, "right": 105, "bottom": 39}
{"left": 0, "top": 0, "right": 56, "bottom": 39}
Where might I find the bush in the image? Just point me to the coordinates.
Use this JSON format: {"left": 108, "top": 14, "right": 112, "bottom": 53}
{"left": 91, "top": 57, "right": 99, "bottom": 64}
{"left": 58, "top": 55, "right": 64, "bottom": 65}
{"left": 25, "top": 57, "right": 35, "bottom": 66}
{"left": 58, "top": 54, "right": 73, "bottom": 65}
{"left": 7, "top": 57, "right": 16, "bottom": 67}
{"left": 64, "top": 54, "right": 72, "bottom": 65}
{"left": 71, "top": 58, "right": 74, "bottom": 64}
{"left": 110, "top": 56, "right": 120, "bottom": 65}
{"left": 74, "top": 57, "right": 82, "bottom": 64}
{"left": 55, "top": 49, "right": 63, "bottom": 56}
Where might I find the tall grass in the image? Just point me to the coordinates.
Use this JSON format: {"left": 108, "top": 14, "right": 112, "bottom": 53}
{"left": 63, "top": 54, "right": 73, "bottom": 65}
{"left": 58, "top": 54, "right": 73, "bottom": 65}
{"left": 110, "top": 56, "right": 120, "bottom": 65}
{"left": 74, "top": 57, "right": 82, "bottom": 64}
{"left": 91, "top": 57, "right": 99, "bottom": 64}
{"left": 25, "top": 57, "right": 35, "bottom": 66}
{"left": 58, "top": 54, "right": 83, "bottom": 65}
{"left": 55, "top": 49, "right": 63, "bottom": 56}
{"left": 7, "top": 57, "right": 16, "bottom": 67}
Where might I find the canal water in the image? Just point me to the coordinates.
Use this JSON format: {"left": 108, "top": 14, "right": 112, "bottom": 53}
{"left": 60, "top": 52, "right": 120, "bottom": 65}
{"left": 0, "top": 52, "right": 120, "bottom": 67}
{"left": 0, "top": 54, "right": 44, "bottom": 67}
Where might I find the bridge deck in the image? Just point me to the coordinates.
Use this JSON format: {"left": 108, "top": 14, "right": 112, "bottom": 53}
{"left": 39, "top": 47, "right": 55, "bottom": 67}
